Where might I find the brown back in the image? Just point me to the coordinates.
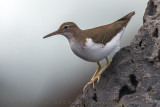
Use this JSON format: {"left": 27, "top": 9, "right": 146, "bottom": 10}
{"left": 81, "top": 12, "right": 135, "bottom": 45}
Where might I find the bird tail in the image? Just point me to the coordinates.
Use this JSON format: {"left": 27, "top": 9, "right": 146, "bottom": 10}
{"left": 116, "top": 11, "right": 135, "bottom": 22}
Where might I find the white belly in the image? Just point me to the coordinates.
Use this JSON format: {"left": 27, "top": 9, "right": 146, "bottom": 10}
{"left": 69, "top": 28, "right": 125, "bottom": 62}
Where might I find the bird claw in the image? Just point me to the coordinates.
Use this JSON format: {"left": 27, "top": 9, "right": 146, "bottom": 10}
{"left": 83, "top": 74, "right": 101, "bottom": 92}
{"left": 97, "top": 75, "right": 100, "bottom": 83}
{"left": 83, "top": 58, "right": 110, "bottom": 91}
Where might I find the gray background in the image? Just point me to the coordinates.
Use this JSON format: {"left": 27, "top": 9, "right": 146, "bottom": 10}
{"left": 0, "top": 0, "right": 147, "bottom": 107}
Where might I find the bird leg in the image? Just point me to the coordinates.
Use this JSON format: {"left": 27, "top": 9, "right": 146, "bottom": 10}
{"left": 92, "top": 62, "right": 101, "bottom": 79}
{"left": 95, "top": 58, "right": 110, "bottom": 82}
{"left": 83, "top": 58, "right": 110, "bottom": 91}
{"left": 91, "top": 62, "right": 101, "bottom": 88}
{"left": 83, "top": 62, "right": 101, "bottom": 91}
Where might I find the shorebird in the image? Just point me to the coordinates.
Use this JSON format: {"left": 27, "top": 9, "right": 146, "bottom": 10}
{"left": 43, "top": 12, "right": 135, "bottom": 91}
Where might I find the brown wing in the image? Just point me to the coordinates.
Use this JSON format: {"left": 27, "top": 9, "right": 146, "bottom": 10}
{"left": 85, "top": 12, "right": 135, "bottom": 45}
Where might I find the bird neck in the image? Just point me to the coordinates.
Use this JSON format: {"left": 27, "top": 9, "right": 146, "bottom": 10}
{"left": 65, "top": 29, "right": 83, "bottom": 44}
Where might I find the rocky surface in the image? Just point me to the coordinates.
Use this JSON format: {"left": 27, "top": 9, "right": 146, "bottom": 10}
{"left": 70, "top": 0, "right": 160, "bottom": 107}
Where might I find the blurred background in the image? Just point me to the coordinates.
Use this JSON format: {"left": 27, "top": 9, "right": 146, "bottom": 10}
{"left": 0, "top": 0, "right": 148, "bottom": 107}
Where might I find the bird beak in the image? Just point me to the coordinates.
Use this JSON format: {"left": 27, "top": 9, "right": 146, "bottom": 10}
{"left": 43, "top": 30, "right": 59, "bottom": 39}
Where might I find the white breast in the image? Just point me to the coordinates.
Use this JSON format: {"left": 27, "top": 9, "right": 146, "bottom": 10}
{"left": 69, "top": 27, "right": 125, "bottom": 62}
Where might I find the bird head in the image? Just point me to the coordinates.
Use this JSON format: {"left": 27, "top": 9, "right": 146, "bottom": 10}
{"left": 43, "top": 22, "right": 80, "bottom": 39}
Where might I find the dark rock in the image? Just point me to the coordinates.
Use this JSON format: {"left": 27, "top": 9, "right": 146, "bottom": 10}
{"left": 71, "top": 0, "right": 160, "bottom": 106}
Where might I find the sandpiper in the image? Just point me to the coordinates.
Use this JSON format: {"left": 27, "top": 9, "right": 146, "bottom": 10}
{"left": 43, "top": 12, "right": 135, "bottom": 91}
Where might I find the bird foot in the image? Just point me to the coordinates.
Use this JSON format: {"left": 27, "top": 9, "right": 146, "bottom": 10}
{"left": 83, "top": 73, "right": 101, "bottom": 92}
{"left": 83, "top": 58, "right": 110, "bottom": 92}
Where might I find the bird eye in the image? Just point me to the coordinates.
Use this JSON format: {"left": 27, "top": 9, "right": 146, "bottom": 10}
{"left": 64, "top": 26, "right": 69, "bottom": 29}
